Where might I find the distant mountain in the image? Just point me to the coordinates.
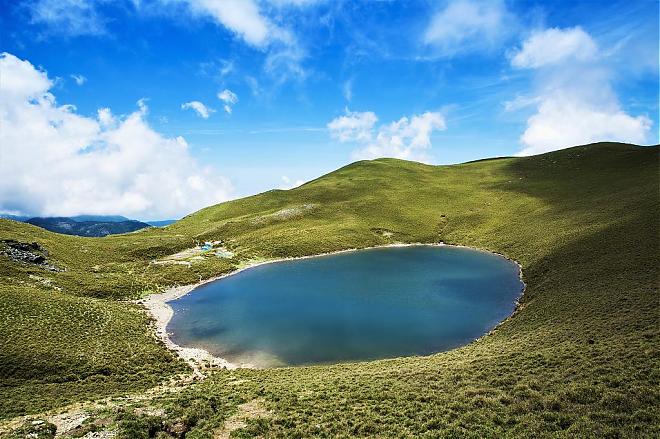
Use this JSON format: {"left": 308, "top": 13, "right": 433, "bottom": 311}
{"left": 25, "top": 217, "right": 151, "bottom": 237}
{"left": 1, "top": 214, "right": 177, "bottom": 237}
{"left": 145, "top": 219, "right": 177, "bottom": 227}
{"left": 69, "top": 215, "right": 131, "bottom": 223}
{"left": 0, "top": 214, "right": 31, "bottom": 222}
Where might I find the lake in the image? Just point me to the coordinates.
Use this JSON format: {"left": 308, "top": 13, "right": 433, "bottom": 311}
{"left": 168, "top": 245, "right": 524, "bottom": 367}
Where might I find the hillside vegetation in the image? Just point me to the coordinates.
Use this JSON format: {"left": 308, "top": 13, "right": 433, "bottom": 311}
{"left": 0, "top": 142, "right": 658, "bottom": 437}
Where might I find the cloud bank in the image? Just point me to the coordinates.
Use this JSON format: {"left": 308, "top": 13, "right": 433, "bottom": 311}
{"left": 0, "top": 53, "right": 232, "bottom": 219}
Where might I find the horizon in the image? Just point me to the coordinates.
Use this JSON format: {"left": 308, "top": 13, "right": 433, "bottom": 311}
{"left": 1, "top": 0, "right": 658, "bottom": 221}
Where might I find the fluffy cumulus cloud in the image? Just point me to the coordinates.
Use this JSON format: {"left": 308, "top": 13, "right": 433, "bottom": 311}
{"left": 217, "top": 89, "right": 238, "bottom": 114}
{"left": 511, "top": 27, "right": 598, "bottom": 69}
{"left": 0, "top": 53, "right": 232, "bottom": 219}
{"left": 327, "top": 110, "right": 377, "bottom": 143}
{"left": 518, "top": 97, "right": 651, "bottom": 156}
{"left": 328, "top": 110, "right": 446, "bottom": 162}
{"left": 181, "top": 100, "right": 214, "bottom": 118}
{"left": 423, "top": 0, "right": 514, "bottom": 56}
{"left": 509, "top": 27, "right": 652, "bottom": 156}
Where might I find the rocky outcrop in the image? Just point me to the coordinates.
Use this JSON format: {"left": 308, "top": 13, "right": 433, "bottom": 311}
{"left": 1, "top": 240, "right": 62, "bottom": 271}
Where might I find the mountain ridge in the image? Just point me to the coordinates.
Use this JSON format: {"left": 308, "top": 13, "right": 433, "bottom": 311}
{"left": 24, "top": 217, "right": 151, "bottom": 237}
{"left": 0, "top": 215, "right": 178, "bottom": 237}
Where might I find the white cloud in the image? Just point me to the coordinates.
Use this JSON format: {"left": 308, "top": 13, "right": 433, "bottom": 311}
{"left": 510, "top": 27, "right": 598, "bottom": 69}
{"left": 217, "top": 89, "right": 238, "bottom": 114}
{"left": 174, "top": 0, "right": 270, "bottom": 46}
{"left": 510, "top": 27, "right": 653, "bottom": 155}
{"left": 160, "top": 0, "right": 309, "bottom": 83}
{"left": 0, "top": 52, "right": 232, "bottom": 219}
{"left": 279, "top": 175, "right": 304, "bottom": 190}
{"left": 70, "top": 74, "right": 87, "bottom": 85}
{"left": 27, "top": 0, "right": 106, "bottom": 36}
{"left": 517, "top": 95, "right": 652, "bottom": 156}
{"left": 29, "top": 0, "right": 310, "bottom": 84}
{"left": 328, "top": 110, "right": 446, "bottom": 162}
{"left": 97, "top": 107, "right": 116, "bottom": 127}
{"left": 167, "top": 0, "right": 314, "bottom": 48}
{"left": 327, "top": 110, "right": 377, "bottom": 143}
{"left": 423, "top": 0, "right": 513, "bottom": 56}
{"left": 181, "top": 100, "right": 214, "bottom": 119}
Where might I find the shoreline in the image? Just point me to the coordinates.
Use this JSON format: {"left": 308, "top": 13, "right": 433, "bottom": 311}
{"left": 139, "top": 242, "right": 525, "bottom": 372}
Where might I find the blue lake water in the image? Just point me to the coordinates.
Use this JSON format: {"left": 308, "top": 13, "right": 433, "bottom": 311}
{"left": 168, "top": 245, "right": 523, "bottom": 367}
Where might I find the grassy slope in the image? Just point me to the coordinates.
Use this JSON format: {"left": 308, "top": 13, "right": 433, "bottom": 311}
{"left": 0, "top": 142, "right": 658, "bottom": 436}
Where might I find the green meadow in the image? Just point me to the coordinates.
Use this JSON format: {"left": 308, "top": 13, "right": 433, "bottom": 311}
{"left": 1, "top": 142, "right": 658, "bottom": 437}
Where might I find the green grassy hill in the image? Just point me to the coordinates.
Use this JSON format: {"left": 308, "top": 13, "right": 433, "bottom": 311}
{"left": 1, "top": 142, "right": 658, "bottom": 437}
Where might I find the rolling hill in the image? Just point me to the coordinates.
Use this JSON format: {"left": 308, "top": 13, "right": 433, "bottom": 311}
{"left": 0, "top": 142, "right": 658, "bottom": 437}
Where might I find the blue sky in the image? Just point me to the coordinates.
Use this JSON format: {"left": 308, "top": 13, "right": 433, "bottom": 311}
{"left": 0, "top": 0, "right": 658, "bottom": 220}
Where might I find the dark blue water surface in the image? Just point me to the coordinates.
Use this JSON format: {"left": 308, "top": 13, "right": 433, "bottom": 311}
{"left": 168, "top": 245, "right": 523, "bottom": 367}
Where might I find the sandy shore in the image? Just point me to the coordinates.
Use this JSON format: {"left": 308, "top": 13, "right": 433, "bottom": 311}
{"left": 140, "top": 282, "right": 239, "bottom": 373}
{"left": 139, "top": 242, "right": 525, "bottom": 372}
